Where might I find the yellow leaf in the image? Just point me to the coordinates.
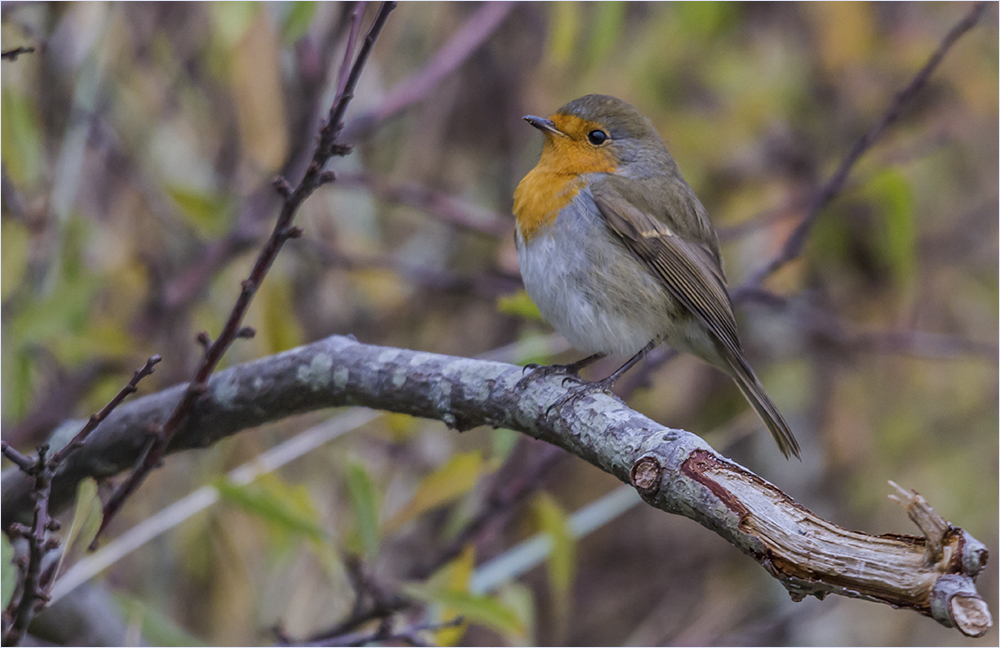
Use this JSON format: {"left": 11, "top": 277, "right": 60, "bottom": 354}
{"left": 1, "top": 88, "right": 44, "bottom": 187}
{"left": 344, "top": 459, "right": 381, "bottom": 559}
{"left": 385, "top": 451, "right": 485, "bottom": 533}
{"left": 230, "top": 10, "right": 288, "bottom": 174}
{"left": 546, "top": 2, "right": 581, "bottom": 67}
{"left": 496, "top": 290, "right": 543, "bottom": 320}
{"left": 257, "top": 279, "right": 305, "bottom": 354}
{"left": 533, "top": 492, "right": 576, "bottom": 630}
{"left": 60, "top": 478, "right": 102, "bottom": 568}
{"left": 404, "top": 549, "right": 527, "bottom": 643}
{"left": 804, "top": 2, "right": 875, "bottom": 73}
{"left": 384, "top": 412, "right": 419, "bottom": 442}
{"left": 437, "top": 546, "right": 474, "bottom": 645}
{"left": 1, "top": 219, "right": 30, "bottom": 300}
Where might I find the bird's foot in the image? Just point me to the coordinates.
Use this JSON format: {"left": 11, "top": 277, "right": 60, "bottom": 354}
{"left": 543, "top": 374, "right": 619, "bottom": 417}
{"left": 515, "top": 362, "right": 587, "bottom": 393}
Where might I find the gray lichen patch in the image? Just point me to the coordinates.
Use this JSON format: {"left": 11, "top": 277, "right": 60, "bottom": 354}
{"left": 213, "top": 371, "right": 242, "bottom": 407}
{"left": 296, "top": 352, "right": 334, "bottom": 391}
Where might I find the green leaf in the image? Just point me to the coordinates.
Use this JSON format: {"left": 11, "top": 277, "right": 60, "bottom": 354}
{"left": 11, "top": 270, "right": 101, "bottom": 348}
{"left": 1, "top": 219, "right": 30, "bottom": 301}
{"left": 496, "top": 582, "right": 535, "bottom": 645}
{"left": 866, "top": 169, "right": 916, "bottom": 285}
{"left": 345, "top": 459, "right": 381, "bottom": 559}
{"left": 257, "top": 279, "right": 304, "bottom": 354}
{"left": 2, "top": 346, "right": 34, "bottom": 421}
{"left": 496, "top": 290, "right": 543, "bottom": 321}
{"left": 282, "top": 2, "right": 317, "bottom": 43}
{"left": 165, "top": 184, "right": 236, "bottom": 238}
{"left": 402, "top": 582, "right": 525, "bottom": 638}
{"left": 215, "top": 474, "right": 327, "bottom": 542}
{"left": 1, "top": 88, "right": 44, "bottom": 187}
{"left": 115, "top": 593, "right": 207, "bottom": 647}
{"left": 210, "top": 1, "right": 260, "bottom": 49}
{"left": 583, "top": 2, "right": 626, "bottom": 71}
{"left": 61, "top": 478, "right": 102, "bottom": 562}
{"left": 429, "top": 547, "right": 474, "bottom": 645}
{"left": 533, "top": 492, "right": 576, "bottom": 624}
{"left": 386, "top": 451, "right": 485, "bottom": 533}
{"left": 672, "top": 1, "right": 740, "bottom": 39}
{"left": 2, "top": 533, "right": 14, "bottom": 608}
{"left": 490, "top": 428, "right": 520, "bottom": 467}
{"left": 546, "top": 2, "right": 582, "bottom": 67}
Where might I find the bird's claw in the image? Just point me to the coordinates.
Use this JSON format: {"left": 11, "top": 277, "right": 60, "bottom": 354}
{"left": 544, "top": 376, "right": 618, "bottom": 417}
{"left": 515, "top": 362, "right": 581, "bottom": 392}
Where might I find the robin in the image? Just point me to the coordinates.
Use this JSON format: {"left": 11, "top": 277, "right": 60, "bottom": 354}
{"left": 513, "top": 94, "right": 800, "bottom": 459}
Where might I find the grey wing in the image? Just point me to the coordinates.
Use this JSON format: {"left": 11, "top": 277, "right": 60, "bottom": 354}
{"left": 590, "top": 181, "right": 742, "bottom": 357}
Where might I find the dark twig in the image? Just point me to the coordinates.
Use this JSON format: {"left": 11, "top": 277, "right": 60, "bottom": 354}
{"left": 1, "top": 46, "right": 36, "bottom": 61}
{"left": 413, "top": 442, "right": 564, "bottom": 580}
{"left": 630, "top": 3, "right": 988, "bottom": 385}
{"left": 288, "top": 616, "right": 464, "bottom": 647}
{"left": 3, "top": 447, "right": 56, "bottom": 647}
{"left": 3, "top": 359, "right": 123, "bottom": 449}
{"left": 308, "top": 238, "right": 519, "bottom": 298}
{"left": 278, "top": 556, "right": 409, "bottom": 645}
{"left": 92, "top": 1, "right": 398, "bottom": 545}
{"left": 1, "top": 356, "right": 159, "bottom": 646}
{"left": 50, "top": 356, "right": 161, "bottom": 466}
{"left": 343, "top": 2, "right": 515, "bottom": 140}
{"left": 1, "top": 442, "right": 35, "bottom": 472}
{"left": 336, "top": 3, "right": 368, "bottom": 103}
{"left": 336, "top": 172, "right": 511, "bottom": 237}
{"left": 286, "top": 441, "right": 559, "bottom": 645}
{"left": 740, "top": 1, "right": 988, "bottom": 291}
{"left": 741, "top": 288, "right": 998, "bottom": 360}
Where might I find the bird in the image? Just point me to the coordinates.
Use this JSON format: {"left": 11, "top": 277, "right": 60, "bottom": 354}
{"left": 512, "top": 94, "right": 800, "bottom": 459}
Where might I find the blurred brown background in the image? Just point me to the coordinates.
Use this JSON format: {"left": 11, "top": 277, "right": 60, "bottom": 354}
{"left": 2, "top": 2, "right": 997, "bottom": 646}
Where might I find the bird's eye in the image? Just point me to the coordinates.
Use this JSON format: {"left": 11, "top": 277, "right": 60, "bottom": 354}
{"left": 587, "top": 129, "right": 608, "bottom": 145}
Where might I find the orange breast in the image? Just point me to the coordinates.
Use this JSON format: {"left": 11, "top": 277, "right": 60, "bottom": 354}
{"left": 514, "top": 116, "right": 618, "bottom": 242}
{"left": 513, "top": 170, "right": 585, "bottom": 242}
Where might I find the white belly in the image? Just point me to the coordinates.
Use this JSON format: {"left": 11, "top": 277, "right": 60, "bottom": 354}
{"left": 516, "top": 189, "right": 682, "bottom": 357}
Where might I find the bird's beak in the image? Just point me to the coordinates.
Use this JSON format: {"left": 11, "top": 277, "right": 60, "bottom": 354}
{"left": 524, "top": 115, "right": 567, "bottom": 138}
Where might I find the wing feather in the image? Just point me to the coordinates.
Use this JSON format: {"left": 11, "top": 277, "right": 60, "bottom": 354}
{"left": 590, "top": 181, "right": 741, "bottom": 357}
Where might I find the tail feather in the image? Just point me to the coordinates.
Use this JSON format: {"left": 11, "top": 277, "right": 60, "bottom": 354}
{"left": 724, "top": 354, "right": 801, "bottom": 460}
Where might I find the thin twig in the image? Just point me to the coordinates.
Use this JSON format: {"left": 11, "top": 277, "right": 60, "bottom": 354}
{"left": 284, "top": 615, "right": 464, "bottom": 647}
{"left": 1, "top": 46, "right": 36, "bottom": 61}
{"left": 291, "top": 441, "right": 559, "bottom": 644}
{"left": 92, "top": 1, "right": 398, "bottom": 545}
{"left": 741, "top": 288, "right": 998, "bottom": 360}
{"left": 343, "top": 2, "right": 515, "bottom": 140}
{"left": 50, "top": 356, "right": 161, "bottom": 466}
{"left": 1, "top": 442, "right": 35, "bottom": 472}
{"left": 336, "top": 3, "right": 368, "bottom": 102}
{"left": 336, "top": 171, "right": 511, "bottom": 237}
{"left": 2, "top": 355, "right": 159, "bottom": 646}
{"left": 3, "top": 447, "right": 55, "bottom": 646}
{"left": 413, "top": 442, "right": 564, "bottom": 580}
{"left": 740, "top": 1, "right": 988, "bottom": 291}
{"left": 630, "top": 2, "right": 989, "bottom": 384}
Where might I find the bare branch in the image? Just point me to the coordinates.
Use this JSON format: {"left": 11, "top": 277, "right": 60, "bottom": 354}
{"left": 92, "top": 2, "right": 398, "bottom": 543}
{"left": 741, "top": 288, "right": 998, "bottom": 360}
{"left": 739, "top": 1, "right": 989, "bottom": 290}
{"left": 1, "top": 335, "right": 990, "bottom": 635}
{"left": 343, "top": 2, "right": 516, "bottom": 140}
{"left": 49, "top": 355, "right": 161, "bottom": 466}
{"left": 335, "top": 171, "right": 511, "bottom": 237}
{"left": 1, "top": 46, "right": 36, "bottom": 61}
{"left": 1, "top": 354, "right": 160, "bottom": 646}
{"left": 1, "top": 442, "right": 35, "bottom": 472}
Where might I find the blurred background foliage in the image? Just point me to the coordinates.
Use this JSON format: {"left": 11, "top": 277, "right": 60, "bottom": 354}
{"left": 1, "top": 2, "right": 997, "bottom": 646}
